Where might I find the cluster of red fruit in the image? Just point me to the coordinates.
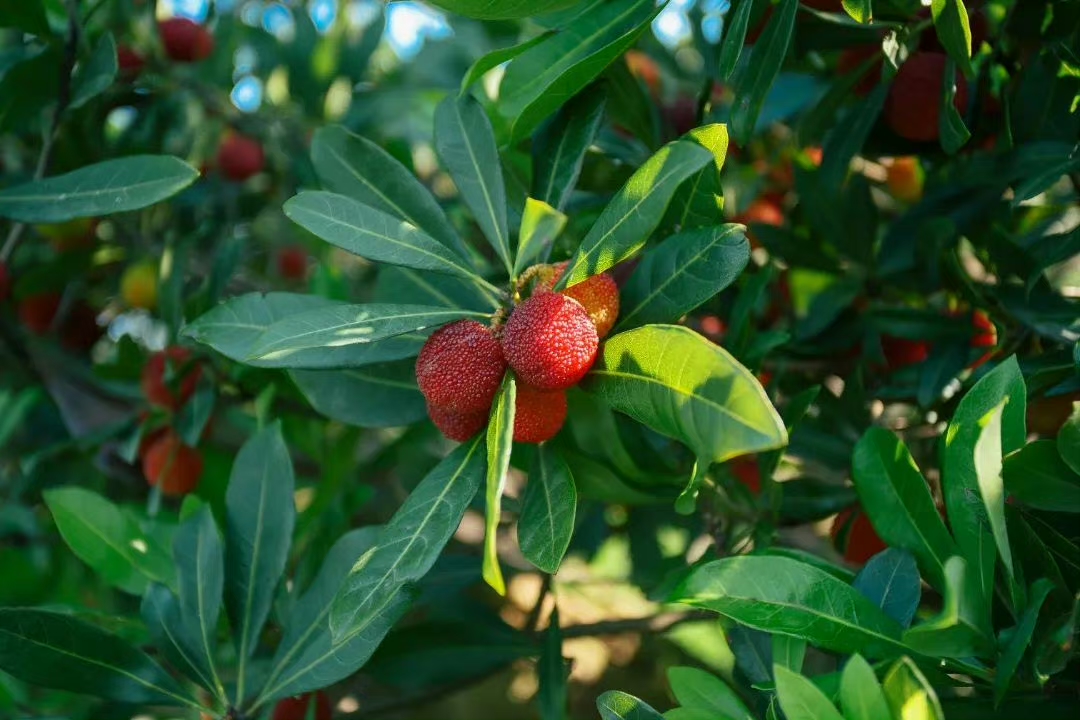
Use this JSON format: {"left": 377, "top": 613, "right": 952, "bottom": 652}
{"left": 881, "top": 308, "right": 997, "bottom": 372}
{"left": 139, "top": 347, "right": 205, "bottom": 497}
{"left": 416, "top": 263, "right": 620, "bottom": 444}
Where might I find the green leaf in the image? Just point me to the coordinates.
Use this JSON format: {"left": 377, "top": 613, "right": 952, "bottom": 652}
{"left": 461, "top": 33, "right": 553, "bottom": 94}
{"left": 176, "top": 387, "right": 215, "bottom": 447}
{"left": 515, "top": 198, "right": 568, "bottom": 276}
{"left": 883, "top": 657, "right": 943, "bottom": 720}
{"left": 903, "top": 556, "right": 994, "bottom": 657}
{"left": 930, "top": 0, "right": 973, "bottom": 78}
{"left": 0, "top": 48, "right": 60, "bottom": 133}
{"left": 538, "top": 607, "right": 568, "bottom": 720}
{"left": 773, "top": 664, "right": 844, "bottom": 720}
{"left": 938, "top": 57, "right": 971, "bottom": 154}
{"left": 292, "top": 361, "right": 427, "bottom": 428}
{"left": 617, "top": 225, "right": 749, "bottom": 331}
{"left": 730, "top": 0, "right": 798, "bottom": 145}
{"left": 852, "top": 549, "right": 921, "bottom": 628}
{"left": 773, "top": 635, "right": 806, "bottom": 673}
{"left": 563, "top": 450, "right": 669, "bottom": 505}
{"left": 664, "top": 124, "right": 730, "bottom": 230}
{"left": 44, "top": 487, "right": 172, "bottom": 596}
{"left": 1058, "top": 403, "right": 1080, "bottom": 475}
{"left": 434, "top": 94, "right": 512, "bottom": 273}
{"left": 225, "top": 423, "right": 296, "bottom": 703}
{"left": 247, "top": 304, "right": 486, "bottom": 365}
{"left": 667, "top": 666, "right": 753, "bottom": 720}
{"left": 994, "top": 579, "right": 1055, "bottom": 705}
{"left": 311, "top": 126, "right": 471, "bottom": 262}
{"left": 426, "top": 0, "right": 580, "bottom": 19}
{"left": 840, "top": 654, "right": 890, "bottom": 720}
{"left": 943, "top": 357, "right": 1026, "bottom": 621}
{"left": 842, "top": 0, "right": 872, "bottom": 24}
{"left": 141, "top": 584, "right": 218, "bottom": 696}
{"left": 518, "top": 445, "right": 577, "bottom": 574}
{"left": 584, "top": 325, "right": 787, "bottom": 463}
{"left": 532, "top": 86, "right": 607, "bottom": 211}
{"left": 818, "top": 81, "right": 890, "bottom": 190}
{"left": 283, "top": 191, "right": 479, "bottom": 280}
{"left": 0, "top": 156, "right": 198, "bottom": 223}
{"left": 1002, "top": 440, "right": 1080, "bottom": 512}
{"left": 376, "top": 266, "right": 499, "bottom": 312}
{"left": 671, "top": 555, "right": 905, "bottom": 657}
{"left": 852, "top": 427, "right": 959, "bottom": 591}
{"left": 798, "top": 48, "right": 883, "bottom": 146}
{"left": 597, "top": 690, "right": 666, "bottom": 720}
{"left": 330, "top": 439, "right": 486, "bottom": 638}
{"left": 974, "top": 402, "right": 1014, "bottom": 584}
{"left": 484, "top": 375, "right": 516, "bottom": 595}
{"left": 716, "top": 0, "right": 755, "bottom": 81}
{"left": 172, "top": 508, "right": 225, "bottom": 698}
{"left": 498, "top": 0, "right": 657, "bottom": 142}
{"left": 0, "top": 0, "right": 50, "bottom": 35}
{"left": 69, "top": 33, "right": 117, "bottom": 110}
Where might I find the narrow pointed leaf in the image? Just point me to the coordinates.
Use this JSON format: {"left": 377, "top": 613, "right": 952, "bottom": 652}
{"left": 668, "top": 666, "right": 754, "bottom": 720}
{"left": 292, "top": 361, "right": 427, "bottom": 428}
{"left": 484, "top": 376, "right": 516, "bottom": 594}
{"left": 938, "top": 56, "right": 970, "bottom": 154}
{"left": 518, "top": 445, "right": 577, "bottom": 574}
{"left": 426, "top": 0, "right": 579, "bottom": 20}
{"left": 730, "top": 0, "right": 797, "bottom": 145}
{"left": 1057, "top": 404, "right": 1080, "bottom": 475}
{"left": 903, "top": 556, "right": 994, "bottom": 658}
{"left": 819, "top": 81, "right": 890, "bottom": 190}
{"left": 930, "top": 0, "right": 973, "bottom": 77}
{"left": 172, "top": 507, "right": 224, "bottom": 698}
{"left": 1003, "top": 440, "right": 1080, "bottom": 512}
{"left": 514, "top": 198, "right": 568, "bottom": 276}
{"left": 974, "top": 402, "right": 1014, "bottom": 582}
{"left": 994, "top": 578, "right": 1055, "bottom": 704}
{"left": 774, "top": 664, "right": 844, "bottom": 720}
{"left": 70, "top": 33, "right": 117, "bottom": 110}
{"left": 664, "top": 124, "right": 730, "bottom": 230}
{"left": 461, "top": 33, "right": 553, "bottom": 94}
{"left": 597, "top": 691, "right": 665, "bottom": 720}
{"left": 842, "top": 0, "right": 873, "bottom": 24}
{"left": 716, "top": 0, "right": 755, "bottom": 81}
{"left": 840, "top": 654, "right": 890, "bottom": 720}
{"left": 883, "top": 657, "right": 944, "bottom": 720}
{"left": 141, "top": 585, "right": 218, "bottom": 696}
{"left": 538, "top": 607, "right": 568, "bottom": 720}
{"left": 532, "top": 87, "right": 607, "bottom": 211}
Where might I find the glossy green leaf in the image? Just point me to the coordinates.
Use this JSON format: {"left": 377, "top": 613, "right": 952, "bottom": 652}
{"left": 560, "top": 140, "right": 714, "bottom": 289}
{"left": 176, "top": 386, "right": 215, "bottom": 447}
{"left": 842, "top": 0, "right": 872, "bottom": 24}
{"left": 818, "top": 81, "right": 890, "bottom": 190}
{"left": 994, "top": 579, "right": 1055, "bottom": 705}
{"left": 532, "top": 86, "right": 607, "bottom": 211}
{"left": 852, "top": 427, "right": 959, "bottom": 592}
{"left": 852, "top": 548, "right": 921, "bottom": 628}
{"left": 671, "top": 555, "right": 905, "bottom": 657}
{"left": 772, "top": 635, "right": 806, "bottom": 673}
{"left": 903, "top": 556, "right": 993, "bottom": 658}
{"left": 716, "top": 0, "right": 755, "bottom": 81}
{"left": 974, "top": 403, "right": 1015, "bottom": 584}
{"left": 0, "top": 609, "right": 193, "bottom": 707}
{"left": 617, "top": 225, "right": 749, "bottom": 331}
{"left": 434, "top": 94, "right": 512, "bottom": 273}
{"left": 498, "top": 0, "right": 656, "bottom": 142}
{"left": 667, "top": 666, "right": 753, "bottom": 720}
{"left": 292, "top": 361, "right": 427, "bottom": 428}
{"left": 70, "top": 33, "right": 117, "bottom": 110}
{"left": 426, "top": 0, "right": 580, "bottom": 19}
{"left": 331, "top": 438, "right": 486, "bottom": 639}
{"left": 141, "top": 584, "right": 218, "bottom": 696}
{"left": 938, "top": 57, "right": 971, "bottom": 154}
{"left": 44, "top": 487, "right": 173, "bottom": 596}
{"left": 1002, "top": 440, "right": 1080, "bottom": 512}
{"left": 172, "top": 508, "right": 225, "bottom": 698}
{"left": 930, "top": 0, "right": 973, "bottom": 77}
{"left": 773, "top": 664, "right": 844, "bottom": 720}
{"left": 883, "top": 657, "right": 943, "bottom": 720}
{"left": 283, "top": 191, "right": 479, "bottom": 280}
{"left": 375, "top": 266, "right": 499, "bottom": 312}
{"left": 840, "top": 654, "right": 890, "bottom": 720}
{"left": 730, "top": 0, "right": 797, "bottom": 144}
{"left": 664, "top": 124, "right": 730, "bottom": 230}
{"left": 1058, "top": 403, "right": 1080, "bottom": 475}
{"left": 311, "top": 126, "right": 471, "bottom": 261}
{"left": 484, "top": 375, "right": 516, "bottom": 595}
{"left": 538, "top": 607, "right": 568, "bottom": 720}
{"left": 798, "top": 48, "right": 883, "bottom": 146}
{"left": 225, "top": 423, "right": 296, "bottom": 703}
{"left": 460, "top": 33, "right": 553, "bottom": 95}
{"left": 598, "top": 690, "right": 666, "bottom": 720}
{"left": 515, "top": 198, "right": 568, "bottom": 276}
{"left": 563, "top": 451, "right": 669, "bottom": 505}
{"left": 519, "top": 445, "right": 577, "bottom": 574}
{"left": 0, "top": 156, "right": 198, "bottom": 223}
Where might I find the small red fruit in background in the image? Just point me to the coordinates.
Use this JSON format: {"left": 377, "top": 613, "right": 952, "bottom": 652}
{"left": 142, "top": 347, "right": 201, "bottom": 410}
{"left": 838, "top": 45, "right": 882, "bottom": 97}
{"left": 18, "top": 293, "right": 61, "bottom": 335}
{"left": 733, "top": 196, "right": 784, "bottom": 249}
{"left": 542, "top": 263, "right": 620, "bottom": 339}
{"left": 36, "top": 218, "right": 97, "bottom": 252}
{"left": 416, "top": 320, "right": 506, "bottom": 414}
{"left": 624, "top": 50, "right": 661, "bottom": 96}
{"left": 881, "top": 335, "right": 930, "bottom": 371}
{"left": 217, "top": 133, "right": 265, "bottom": 182}
{"left": 968, "top": 309, "right": 997, "bottom": 368}
{"left": 831, "top": 506, "right": 887, "bottom": 564}
{"left": 141, "top": 430, "right": 204, "bottom": 496}
{"left": 277, "top": 246, "right": 308, "bottom": 280}
{"left": 272, "top": 692, "right": 333, "bottom": 720}
{"left": 502, "top": 293, "right": 598, "bottom": 391}
{"left": 159, "top": 17, "right": 214, "bottom": 63}
{"left": 885, "top": 156, "right": 925, "bottom": 203}
{"left": 513, "top": 385, "right": 568, "bottom": 444}
{"left": 427, "top": 404, "right": 488, "bottom": 442}
{"left": 731, "top": 457, "right": 761, "bottom": 495}
{"left": 885, "top": 52, "right": 968, "bottom": 143}
{"left": 117, "top": 46, "right": 146, "bottom": 78}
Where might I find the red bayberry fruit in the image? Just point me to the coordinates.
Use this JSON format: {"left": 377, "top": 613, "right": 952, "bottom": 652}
{"left": 18, "top": 293, "right": 61, "bottom": 335}
{"left": 142, "top": 347, "right": 201, "bottom": 410}
{"left": 142, "top": 430, "right": 203, "bottom": 496}
{"left": 117, "top": 45, "right": 146, "bottom": 78}
{"left": 968, "top": 309, "right": 997, "bottom": 369}
{"left": 217, "top": 133, "right": 265, "bottom": 182}
{"left": 277, "top": 246, "right": 308, "bottom": 280}
{"left": 837, "top": 45, "right": 882, "bottom": 97}
{"left": 885, "top": 52, "right": 968, "bottom": 143}
{"left": 543, "top": 263, "right": 620, "bottom": 339}
{"left": 513, "top": 385, "right": 567, "bottom": 444}
{"left": 416, "top": 320, "right": 506, "bottom": 414}
{"left": 502, "top": 293, "right": 598, "bottom": 391}
{"left": 159, "top": 17, "right": 214, "bottom": 62}
{"left": 427, "top": 404, "right": 488, "bottom": 442}
{"left": 881, "top": 335, "right": 930, "bottom": 371}
{"left": 272, "top": 692, "right": 333, "bottom": 720}
{"left": 730, "top": 457, "right": 761, "bottom": 495}
{"left": 831, "top": 506, "right": 887, "bottom": 565}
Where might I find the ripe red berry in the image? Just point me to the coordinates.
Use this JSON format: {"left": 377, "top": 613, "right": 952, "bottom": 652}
{"left": 831, "top": 506, "right": 887, "bottom": 565}
{"left": 416, "top": 320, "right": 506, "bottom": 414}
{"left": 159, "top": 17, "right": 214, "bottom": 63}
{"left": 970, "top": 309, "right": 996, "bottom": 348}
{"left": 427, "top": 403, "right": 488, "bottom": 442}
{"left": 18, "top": 293, "right": 61, "bottom": 335}
{"left": 142, "top": 347, "right": 201, "bottom": 410}
{"left": 502, "top": 293, "right": 598, "bottom": 391}
{"left": 513, "top": 385, "right": 567, "bottom": 444}
{"left": 277, "top": 246, "right": 308, "bottom": 280}
{"left": 837, "top": 45, "right": 882, "bottom": 97}
{"left": 881, "top": 335, "right": 929, "bottom": 371}
{"left": 117, "top": 45, "right": 146, "bottom": 78}
{"left": 217, "top": 133, "right": 265, "bottom": 182}
{"left": 142, "top": 430, "right": 203, "bottom": 497}
{"left": 544, "top": 263, "right": 620, "bottom": 339}
{"left": 885, "top": 52, "right": 968, "bottom": 143}
{"left": 272, "top": 692, "right": 333, "bottom": 720}
{"left": 730, "top": 457, "right": 761, "bottom": 495}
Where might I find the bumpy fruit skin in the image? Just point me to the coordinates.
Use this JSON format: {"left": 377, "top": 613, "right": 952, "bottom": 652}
{"left": 277, "top": 246, "right": 308, "bottom": 280}
{"left": 513, "top": 385, "right": 567, "bottom": 444}
{"left": 272, "top": 692, "right": 333, "bottom": 720}
{"left": 159, "top": 18, "right": 214, "bottom": 62}
{"left": 18, "top": 293, "right": 61, "bottom": 335}
{"left": 881, "top": 335, "right": 930, "bottom": 371}
{"left": 543, "top": 263, "right": 620, "bottom": 339}
{"left": 36, "top": 218, "right": 96, "bottom": 251}
{"left": 121, "top": 262, "right": 158, "bottom": 310}
{"left": 831, "top": 507, "right": 887, "bottom": 565}
{"left": 142, "top": 347, "right": 201, "bottom": 410}
{"left": 427, "top": 404, "right": 488, "bottom": 442}
{"left": 885, "top": 52, "right": 968, "bottom": 143}
{"left": 117, "top": 46, "right": 146, "bottom": 78}
{"left": 416, "top": 320, "right": 506, "bottom": 414}
{"left": 502, "top": 293, "right": 598, "bottom": 391}
{"left": 217, "top": 133, "right": 265, "bottom": 182}
{"left": 838, "top": 45, "right": 882, "bottom": 97}
{"left": 885, "top": 157, "right": 924, "bottom": 203}
{"left": 142, "top": 430, "right": 204, "bottom": 496}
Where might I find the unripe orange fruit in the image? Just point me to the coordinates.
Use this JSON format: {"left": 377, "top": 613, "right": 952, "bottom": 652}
{"left": 217, "top": 133, "right": 265, "bottom": 182}
{"left": 502, "top": 293, "right": 598, "bottom": 391}
{"left": 141, "top": 430, "right": 203, "bottom": 496}
{"left": 36, "top": 218, "right": 96, "bottom": 252}
{"left": 158, "top": 17, "right": 214, "bottom": 63}
{"left": 120, "top": 262, "right": 158, "bottom": 310}
{"left": 624, "top": 50, "right": 661, "bottom": 96}
{"left": 272, "top": 692, "right": 333, "bottom": 720}
{"left": 513, "top": 385, "right": 567, "bottom": 444}
{"left": 885, "top": 52, "right": 968, "bottom": 143}
{"left": 142, "top": 347, "right": 201, "bottom": 410}
{"left": 885, "top": 157, "right": 924, "bottom": 203}
{"left": 831, "top": 506, "right": 887, "bottom": 565}
{"left": 542, "top": 263, "right": 620, "bottom": 339}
